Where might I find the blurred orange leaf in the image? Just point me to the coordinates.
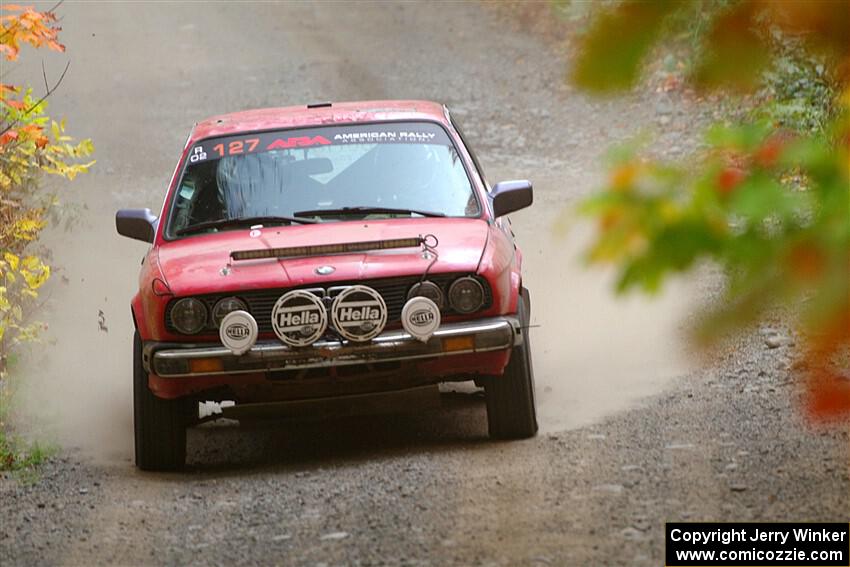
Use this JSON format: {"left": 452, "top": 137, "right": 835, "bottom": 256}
{"left": 694, "top": 2, "right": 769, "bottom": 91}
{"left": 572, "top": 0, "right": 680, "bottom": 93}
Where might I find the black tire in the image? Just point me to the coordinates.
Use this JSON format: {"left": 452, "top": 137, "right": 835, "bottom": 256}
{"left": 484, "top": 288, "right": 538, "bottom": 439}
{"left": 134, "top": 331, "right": 190, "bottom": 471}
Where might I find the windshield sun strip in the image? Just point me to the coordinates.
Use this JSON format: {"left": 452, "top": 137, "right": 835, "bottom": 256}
{"left": 162, "top": 119, "right": 485, "bottom": 241}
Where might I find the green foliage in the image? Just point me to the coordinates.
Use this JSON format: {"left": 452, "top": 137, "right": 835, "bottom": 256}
{"left": 692, "top": 2, "right": 769, "bottom": 90}
{"left": 0, "top": 4, "right": 93, "bottom": 467}
{"left": 0, "top": 6, "right": 94, "bottom": 356}
{"left": 584, "top": 119, "right": 848, "bottom": 337}
{"left": 754, "top": 37, "right": 838, "bottom": 135}
{"left": 0, "top": 371, "right": 53, "bottom": 473}
{"left": 572, "top": 0, "right": 849, "bottom": 414}
{"left": 0, "top": 99, "right": 94, "bottom": 351}
{"left": 572, "top": 1, "right": 679, "bottom": 92}
{"left": 0, "top": 430, "right": 53, "bottom": 472}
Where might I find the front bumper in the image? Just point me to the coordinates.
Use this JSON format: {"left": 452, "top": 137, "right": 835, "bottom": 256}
{"left": 145, "top": 316, "right": 521, "bottom": 378}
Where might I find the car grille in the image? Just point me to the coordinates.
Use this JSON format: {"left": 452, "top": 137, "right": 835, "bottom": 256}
{"left": 165, "top": 273, "right": 492, "bottom": 335}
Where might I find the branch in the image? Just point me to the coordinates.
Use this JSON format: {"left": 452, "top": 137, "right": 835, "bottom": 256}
{"left": 41, "top": 61, "right": 49, "bottom": 94}
{"left": 0, "top": 60, "right": 70, "bottom": 139}
{"left": 46, "top": 0, "right": 66, "bottom": 18}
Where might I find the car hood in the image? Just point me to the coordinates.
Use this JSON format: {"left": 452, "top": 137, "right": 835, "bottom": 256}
{"left": 156, "top": 218, "right": 489, "bottom": 297}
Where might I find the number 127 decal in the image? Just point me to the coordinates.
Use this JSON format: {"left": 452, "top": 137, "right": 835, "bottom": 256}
{"left": 203, "top": 135, "right": 332, "bottom": 160}
{"left": 212, "top": 138, "right": 259, "bottom": 157}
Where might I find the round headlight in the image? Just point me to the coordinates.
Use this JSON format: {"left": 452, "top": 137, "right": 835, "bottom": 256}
{"left": 171, "top": 297, "right": 208, "bottom": 334}
{"left": 212, "top": 296, "right": 248, "bottom": 326}
{"left": 407, "top": 281, "right": 445, "bottom": 310}
{"left": 448, "top": 277, "right": 485, "bottom": 314}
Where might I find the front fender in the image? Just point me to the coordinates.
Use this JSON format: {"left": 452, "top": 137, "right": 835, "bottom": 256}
{"left": 477, "top": 224, "right": 522, "bottom": 316}
{"left": 133, "top": 248, "right": 173, "bottom": 341}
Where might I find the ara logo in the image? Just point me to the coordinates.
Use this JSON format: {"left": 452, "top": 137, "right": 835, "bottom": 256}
{"left": 331, "top": 285, "right": 387, "bottom": 342}
{"left": 266, "top": 135, "right": 331, "bottom": 150}
{"left": 271, "top": 290, "right": 328, "bottom": 347}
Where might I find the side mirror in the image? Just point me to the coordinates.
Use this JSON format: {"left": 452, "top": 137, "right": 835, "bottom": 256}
{"left": 116, "top": 208, "right": 158, "bottom": 243}
{"left": 491, "top": 180, "right": 533, "bottom": 217}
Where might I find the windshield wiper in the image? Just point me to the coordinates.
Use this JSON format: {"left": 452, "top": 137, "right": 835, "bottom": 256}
{"left": 176, "top": 215, "right": 316, "bottom": 236}
{"left": 294, "top": 206, "right": 446, "bottom": 219}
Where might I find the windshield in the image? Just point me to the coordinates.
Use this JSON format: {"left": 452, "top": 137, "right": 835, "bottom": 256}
{"left": 165, "top": 121, "right": 479, "bottom": 238}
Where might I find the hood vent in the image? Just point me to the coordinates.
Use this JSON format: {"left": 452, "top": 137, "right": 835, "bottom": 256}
{"left": 230, "top": 237, "right": 424, "bottom": 262}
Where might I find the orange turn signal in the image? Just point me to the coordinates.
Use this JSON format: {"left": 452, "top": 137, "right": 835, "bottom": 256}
{"left": 442, "top": 335, "right": 475, "bottom": 353}
{"left": 189, "top": 358, "right": 224, "bottom": 374}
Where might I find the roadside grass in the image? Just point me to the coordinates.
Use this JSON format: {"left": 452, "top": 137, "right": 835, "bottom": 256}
{"left": 0, "top": 430, "right": 54, "bottom": 473}
{"left": 758, "top": 60, "right": 837, "bottom": 135}
{"left": 0, "top": 367, "right": 55, "bottom": 476}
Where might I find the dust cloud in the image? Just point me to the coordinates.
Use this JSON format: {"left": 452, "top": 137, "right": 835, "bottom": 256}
{"left": 521, "top": 219, "right": 698, "bottom": 432}
{"left": 16, "top": 212, "right": 137, "bottom": 464}
{"left": 11, "top": 199, "right": 697, "bottom": 461}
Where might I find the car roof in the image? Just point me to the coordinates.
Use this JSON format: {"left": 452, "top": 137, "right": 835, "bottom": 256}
{"left": 189, "top": 100, "right": 449, "bottom": 144}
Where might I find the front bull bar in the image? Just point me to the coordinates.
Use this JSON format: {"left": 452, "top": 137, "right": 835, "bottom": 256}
{"left": 144, "top": 316, "right": 522, "bottom": 378}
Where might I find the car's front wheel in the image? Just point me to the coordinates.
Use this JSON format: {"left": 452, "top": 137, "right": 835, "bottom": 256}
{"left": 484, "top": 288, "right": 538, "bottom": 439}
{"left": 134, "top": 331, "right": 192, "bottom": 471}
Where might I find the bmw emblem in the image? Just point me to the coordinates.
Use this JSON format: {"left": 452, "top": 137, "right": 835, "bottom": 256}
{"left": 315, "top": 265, "right": 335, "bottom": 276}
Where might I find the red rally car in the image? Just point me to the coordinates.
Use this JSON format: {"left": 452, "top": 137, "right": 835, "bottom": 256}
{"left": 116, "top": 100, "right": 536, "bottom": 470}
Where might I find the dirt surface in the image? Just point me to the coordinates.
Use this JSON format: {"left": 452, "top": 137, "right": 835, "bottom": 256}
{"left": 1, "top": 3, "right": 847, "bottom": 566}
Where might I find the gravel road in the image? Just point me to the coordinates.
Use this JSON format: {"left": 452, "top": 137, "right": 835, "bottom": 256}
{"left": 1, "top": 3, "right": 847, "bottom": 566}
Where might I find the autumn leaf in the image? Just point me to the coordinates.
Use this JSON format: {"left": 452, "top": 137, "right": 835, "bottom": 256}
{"left": 0, "top": 6, "right": 94, "bottom": 353}
{"left": 574, "top": 1, "right": 850, "bottom": 419}
{"left": 0, "top": 4, "right": 64, "bottom": 61}
{"left": 716, "top": 167, "right": 747, "bottom": 196}
{"left": 573, "top": 1, "right": 682, "bottom": 92}
{"left": 0, "top": 130, "right": 19, "bottom": 145}
{"left": 3, "top": 253, "right": 19, "bottom": 271}
{"left": 1, "top": 99, "right": 26, "bottom": 110}
{"left": 694, "top": 2, "right": 769, "bottom": 91}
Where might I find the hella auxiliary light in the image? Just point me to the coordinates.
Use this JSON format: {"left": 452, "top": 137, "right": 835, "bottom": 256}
{"left": 218, "top": 310, "right": 258, "bottom": 356}
{"left": 401, "top": 296, "right": 441, "bottom": 342}
{"left": 271, "top": 290, "right": 328, "bottom": 347}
